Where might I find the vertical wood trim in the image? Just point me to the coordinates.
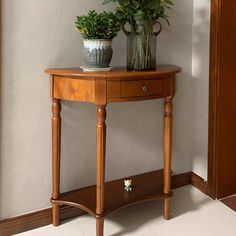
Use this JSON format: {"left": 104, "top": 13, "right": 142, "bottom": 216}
{"left": 207, "top": 0, "right": 221, "bottom": 199}
{"left": 0, "top": 0, "right": 2, "bottom": 220}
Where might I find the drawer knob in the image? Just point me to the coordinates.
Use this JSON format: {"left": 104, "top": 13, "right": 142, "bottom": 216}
{"left": 142, "top": 85, "right": 149, "bottom": 93}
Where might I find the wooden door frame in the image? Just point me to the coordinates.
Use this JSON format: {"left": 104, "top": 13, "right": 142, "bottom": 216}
{"left": 207, "top": 0, "right": 221, "bottom": 199}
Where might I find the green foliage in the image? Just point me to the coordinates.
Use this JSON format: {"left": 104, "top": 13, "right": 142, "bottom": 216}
{"left": 103, "top": 0, "right": 174, "bottom": 26}
{"left": 75, "top": 10, "right": 122, "bottom": 39}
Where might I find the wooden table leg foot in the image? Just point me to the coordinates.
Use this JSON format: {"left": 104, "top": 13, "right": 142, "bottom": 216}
{"left": 163, "top": 198, "right": 171, "bottom": 220}
{"left": 96, "top": 218, "right": 104, "bottom": 236}
{"left": 52, "top": 204, "right": 60, "bottom": 226}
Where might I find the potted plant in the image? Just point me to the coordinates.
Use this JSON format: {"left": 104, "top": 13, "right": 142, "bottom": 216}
{"left": 103, "top": 0, "right": 174, "bottom": 71}
{"left": 75, "top": 10, "right": 122, "bottom": 71}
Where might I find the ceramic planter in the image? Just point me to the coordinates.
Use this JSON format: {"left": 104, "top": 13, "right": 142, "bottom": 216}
{"left": 82, "top": 39, "right": 113, "bottom": 71}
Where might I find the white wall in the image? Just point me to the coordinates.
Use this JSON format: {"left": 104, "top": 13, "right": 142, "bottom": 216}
{"left": 0, "top": 0, "right": 209, "bottom": 219}
{"left": 191, "top": 0, "right": 210, "bottom": 179}
{"left": 158, "top": 0, "right": 195, "bottom": 175}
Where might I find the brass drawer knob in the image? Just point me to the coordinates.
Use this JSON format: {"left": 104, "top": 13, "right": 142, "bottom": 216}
{"left": 142, "top": 85, "right": 149, "bottom": 93}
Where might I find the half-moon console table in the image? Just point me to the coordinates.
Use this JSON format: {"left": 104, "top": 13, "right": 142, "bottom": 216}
{"left": 45, "top": 65, "right": 181, "bottom": 236}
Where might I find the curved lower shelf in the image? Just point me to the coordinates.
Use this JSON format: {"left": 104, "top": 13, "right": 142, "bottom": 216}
{"left": 51, "top": 170, "right": 172, "bottom": 218}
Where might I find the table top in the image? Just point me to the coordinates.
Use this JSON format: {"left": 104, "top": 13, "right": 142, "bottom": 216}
{"left": 45, "top": 65, "right": 181, "bottom": 78}
{"left": 48, "top": 65, "right": 180, "bottom": 104}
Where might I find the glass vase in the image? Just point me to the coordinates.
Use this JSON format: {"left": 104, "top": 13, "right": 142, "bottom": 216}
{"left": 123, "top": 21, "right": 162, "bottom": 71}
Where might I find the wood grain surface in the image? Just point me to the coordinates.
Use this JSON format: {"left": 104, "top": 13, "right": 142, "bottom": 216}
{"left": 208, "top": 0, "right": 236, "bottom": 199}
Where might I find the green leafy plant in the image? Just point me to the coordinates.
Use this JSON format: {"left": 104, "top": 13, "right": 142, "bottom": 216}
{"left": 103, "top": 0, "right": 174, "bottom": 25}
{"left": 75, "top": 10, "right": 122, "bottom": 40}
{"left": 103, "top": 0, "right": 174, "bottom": 70}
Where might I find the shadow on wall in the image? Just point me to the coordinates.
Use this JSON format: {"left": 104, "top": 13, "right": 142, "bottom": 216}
{"left": 172, "top": 70, "right": 196, "bottom": 175}
{"left": 60, "top": 102, "right": 96, "bottom": 192}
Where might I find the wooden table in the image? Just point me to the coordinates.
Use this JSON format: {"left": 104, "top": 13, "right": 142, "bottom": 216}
{"left": 45, "top": 65, "right": 181, "bottom": 236}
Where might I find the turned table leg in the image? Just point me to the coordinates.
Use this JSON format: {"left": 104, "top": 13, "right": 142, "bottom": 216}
{"left": 163, "top": 97, "right": 173, "bottom": 220}
{"left": 96, "top": 105, "right": 106, "bottom": 236}
{"left": 51, "top": 99, "right": 61, "bottom": 226}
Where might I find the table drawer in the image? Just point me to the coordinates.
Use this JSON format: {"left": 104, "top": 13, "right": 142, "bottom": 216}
{"left": 121, "top": 79, "right": 163, "bottom": 98}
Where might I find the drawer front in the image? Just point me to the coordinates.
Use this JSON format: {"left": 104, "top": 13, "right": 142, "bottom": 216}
{"left": 121, "top": 79, "right": 163, "bottom": 98}
{"left": 53, "top": 76, "right": 95, "bottom": 102}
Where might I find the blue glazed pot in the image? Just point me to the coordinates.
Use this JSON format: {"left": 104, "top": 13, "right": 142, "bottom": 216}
{"left": 83, "top": 39, "right": 113, "bottom": 69}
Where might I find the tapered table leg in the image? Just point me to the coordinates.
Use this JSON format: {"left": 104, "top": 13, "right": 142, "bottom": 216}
{"left": 163, "top": 97, "right": 173, "bottom": 220}
{"left": 96, "top": 105, "right": 106, "bottom": 236}
{"left": 96, "top": 217, "right": 104, "bottom": 236}
{"left": 51, "top": 99, "right": 61, "bottom": 226}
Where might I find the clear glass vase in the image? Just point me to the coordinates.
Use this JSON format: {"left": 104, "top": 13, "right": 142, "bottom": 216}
{"left": 123, "top": 20, "right": 162, "bottom": 71}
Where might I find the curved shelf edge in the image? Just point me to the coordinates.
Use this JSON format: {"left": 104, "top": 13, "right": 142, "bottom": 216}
{"left": 50, "top": 170, "right": 173, "bottom": 220}
{"left": 51, "top": 191, "right": 173, "bottom": 219}
{"left": 51, "top": 198, "right": 96, "bottom": 218}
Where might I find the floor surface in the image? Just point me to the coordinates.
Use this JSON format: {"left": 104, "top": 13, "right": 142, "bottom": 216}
{"left": 16, "top": 186, "right": 236, "bottom": 236}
